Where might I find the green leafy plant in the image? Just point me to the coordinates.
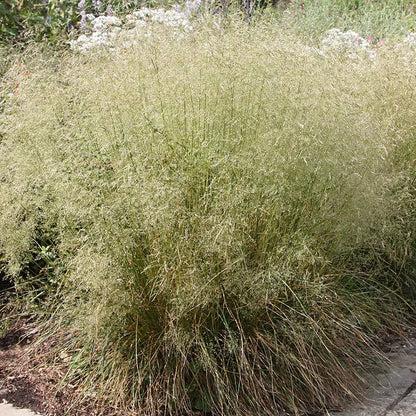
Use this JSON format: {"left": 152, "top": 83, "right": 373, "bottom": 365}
{"left": 0, "top": 0, "right": 141, "bottom": 43}
{"left": 0, "top": 0, "right": 77, "bottom": 41}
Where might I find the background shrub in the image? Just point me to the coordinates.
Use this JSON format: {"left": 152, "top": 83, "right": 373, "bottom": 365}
{"left": 0, "top": 0, "right": 144, "bottom": 42}
{"left": 0, "top": 0, "right": 77, "bottom": 40}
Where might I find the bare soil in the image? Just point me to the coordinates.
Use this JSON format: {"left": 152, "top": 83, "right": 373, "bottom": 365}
{"left": 0, "top": 321, "right": 117, "bottom": 416}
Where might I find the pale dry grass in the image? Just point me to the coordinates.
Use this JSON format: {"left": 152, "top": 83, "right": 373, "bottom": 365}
{"left": 1, "top": 21, "right": 415, "bottom": 415}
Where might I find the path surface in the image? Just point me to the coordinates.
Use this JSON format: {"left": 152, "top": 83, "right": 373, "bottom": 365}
{"left": 0, "top": 402, "right": 41, "bottom": 416}
{"left": 332, "top": 337, "right": 416, "bottom": 416}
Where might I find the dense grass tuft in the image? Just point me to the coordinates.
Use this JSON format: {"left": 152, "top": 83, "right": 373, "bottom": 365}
{"left": 1, "top": 22, "right": 416, "bottom": 415}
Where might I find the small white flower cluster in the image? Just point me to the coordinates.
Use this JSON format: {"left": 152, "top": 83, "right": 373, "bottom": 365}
{"left": 92, "top": 15, "right": 122, "bottom": 31}
{"left": 70, "top": 15, "right": 122, "bottom": 52}
{"left": 403, "top": 32, "right": 416, "bottom": 50}
{"left": 396, "top": 32, "right": 416, "bottom": 63}
{"left": 126, "top": 8, "right": 192, "bottom": 30}
{"left": 70, "top": 7, "right": 192, "bottom": 53}
{"left": 321, "top": 28, "right": 376, "bottom": 59}
{"left": 70, "top": 32, "right": 114, "bottom": 52}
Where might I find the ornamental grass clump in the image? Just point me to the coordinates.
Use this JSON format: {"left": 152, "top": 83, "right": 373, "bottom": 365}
{"left": 1, "top": 22, "right": 415, "bottom": 415}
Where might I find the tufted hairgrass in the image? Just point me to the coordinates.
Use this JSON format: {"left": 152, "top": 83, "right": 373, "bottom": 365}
{"left": 1, "top": 21, "right": 416, "bottom": 415}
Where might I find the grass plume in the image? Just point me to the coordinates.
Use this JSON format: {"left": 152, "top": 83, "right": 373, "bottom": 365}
{"left": 1, "top": 21, "right": 416, "bottom": 415}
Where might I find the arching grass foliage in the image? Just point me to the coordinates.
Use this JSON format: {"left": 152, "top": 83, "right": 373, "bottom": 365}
{"left": 1, "top": 22, "right": 416, "bottom": 415}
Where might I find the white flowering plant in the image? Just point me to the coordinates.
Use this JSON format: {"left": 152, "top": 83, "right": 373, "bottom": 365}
{"left": 70, "top": 5, "right": 194, "bottom": 52}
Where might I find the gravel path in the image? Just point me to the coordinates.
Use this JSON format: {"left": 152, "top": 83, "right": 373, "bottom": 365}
{"left": 331, "top": 337, "right": 416, "bottom": 416}
{"left": 0, "top": 402, "right": 41, "bottom": 416}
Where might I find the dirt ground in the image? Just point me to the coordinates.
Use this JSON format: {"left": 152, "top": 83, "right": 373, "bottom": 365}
{"left": 0, "top": 321, "right": 118, "bottom": 416}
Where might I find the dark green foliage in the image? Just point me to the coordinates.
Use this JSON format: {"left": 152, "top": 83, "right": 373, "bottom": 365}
{"left": 0, "top": 0, "right": 139, "bottom": 43}
{"left": 0, "top": 0, "right": 76, "bottom": 41}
